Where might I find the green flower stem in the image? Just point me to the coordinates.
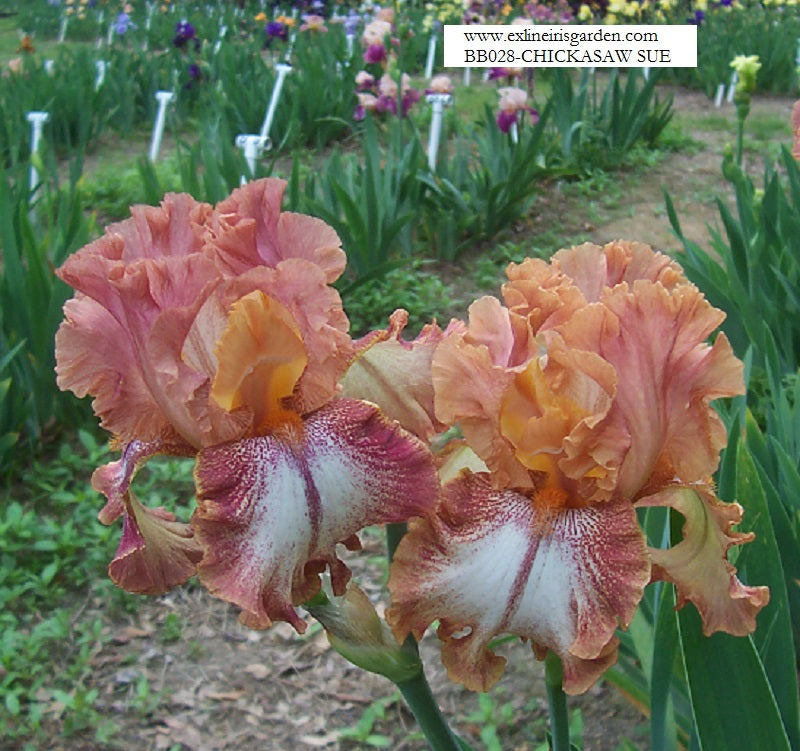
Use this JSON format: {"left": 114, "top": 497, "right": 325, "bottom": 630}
{"left": 396, "top": 670, "right": 465, "bottom": 751}
{"left": 545, "top": 651, "right": 571, "bottom": 751}
{"left": 735, "top": 113, "right": 745, "bottom": 167}
{"left": 386, "top": 523, "right": 463, "bottom": 751}
{"left": 734, "top": 94, "right": 749, "bottom": 167}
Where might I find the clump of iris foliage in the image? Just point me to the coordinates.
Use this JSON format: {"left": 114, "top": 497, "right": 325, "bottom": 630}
{"left": 0, "top": 0, "right": 798, "bottom": 749}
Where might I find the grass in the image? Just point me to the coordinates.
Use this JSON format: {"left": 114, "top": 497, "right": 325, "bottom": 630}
{"left": 673, "top": 107, "right": 792, "bottom": 148}
{"left": 0, "top": 16, "right": 75, "bottom": 65}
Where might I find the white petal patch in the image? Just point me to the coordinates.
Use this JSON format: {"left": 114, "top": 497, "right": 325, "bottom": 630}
{"left": 194, "top": 399, "right": 438, "bottom": 629}
{"left": 388, "top": 472, "right": 649, "bottom": 692}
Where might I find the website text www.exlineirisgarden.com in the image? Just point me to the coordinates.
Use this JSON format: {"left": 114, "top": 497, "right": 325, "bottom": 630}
{"left": 443, "top": 24, "right": 697, "bottom": 68}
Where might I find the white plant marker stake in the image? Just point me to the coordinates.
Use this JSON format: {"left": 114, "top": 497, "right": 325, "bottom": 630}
{"left": 643, "top": 66, "right": 649, "bottom": 80}
{"left": 26, "top": 111, "right": 49, "bottom": 192}
{"left": 510, "top": 121, "right": 519, "bottom": 145}
{"left": 286, "top": 31, "right": 297, "bottom": 59}
{"left": 463, "top": 67, "right": 471, "bottom": 86}
{"left": 44, "top": 59, "right": 55, "bottom": 75}
{"left": 259, "top": 62, "right": 292, "bottom": 142}
{"left": 58, "top": 15, "right": 69, "bottom": 43}
{"left": 235, "top": 134, "right": 269, "bottom": 184}
{"left": 426, "top": 92, "right": 452, "bottom": 171}
{"left": 727, "top": 71, "right": 738, "bottom": 103}
{"left": 714, "top": 82, "right": 725, "bottom": 108}
{"left": 95, "top": 60, "right": 107, "bottom": 90}
{"left": 149, "top": 91, "right": 174, "bottom": 162}
{"left": 213, "top": 24, "right": 227, "bottom": 55}
{"left": 424, "top": 34, "right": 437, "bottom": 79}
{"left": 346, "top": 32, "right": 355, "bottom": 58}
{"left": 143, "top": 2, "right": 154, "bottom": 51}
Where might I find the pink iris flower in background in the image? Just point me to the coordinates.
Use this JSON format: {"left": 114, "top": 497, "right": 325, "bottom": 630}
{"left": 496, "top": 86, "right": 538, "bottom": 133}
{"left": 355, "top": 70, "right": 376, "bottom": 90}
{"left": 55, "top": 178, "right": 438, "bottom": 633}
{"left": 300, "top": 14, "right": 327, "bottom": 32}
{"left": 362, "top": 18, "right": 392, "bottom": 47}
{"left": 426, "top": 75, "right": 454, "bottom": 96}
{"left": 376, "top": 72, "right": 421, "bottom": 117}
{"left": 386, "top": 241, "right": 769, "bottom": 694}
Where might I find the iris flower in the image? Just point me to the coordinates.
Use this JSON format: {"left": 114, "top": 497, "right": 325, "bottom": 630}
{"left": 496, "top": 86, "right": 538, "bottom": 133}
{"left": 173, "top": 20, "right": 199, "bottom": 50}
{"left": 344, "top": 10, "right": 361, "bottom": 36}
{"left": 387, "top": 241, "right": 768, "bottom": 694}
{"left": 300, "top": 14, "right": 327, "bottom": 32}
{"left": 362, "top": 19, "right": 392, "bottom": 47}
{"left": 55, "top": 179, "right": 438, "bottom": 632}
{"left": 265, "top": 20, "right": 288, "bottom": 42}
{"left": 114, "top": 12, "right": 136, "bottom": 35}
{"left": 375, "top": 73, "right": 421, "bottom": 118}
{"left": 363, "top": 42, "right": 387, "bottom": 64}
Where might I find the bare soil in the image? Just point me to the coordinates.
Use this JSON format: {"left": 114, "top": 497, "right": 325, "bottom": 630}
{"left": 37, "top": 86, "right": 797, "bottom": 751}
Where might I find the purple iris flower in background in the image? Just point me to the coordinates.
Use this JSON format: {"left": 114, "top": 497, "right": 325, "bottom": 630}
{"left": 184, "top": 62, "right": 203, "bottom": 89}
{"left": 265, "top": 21, "right": 288, "bottom": 42}
{"left": 344, "top": 10, "right": 361, "bottom": 36}
{"left": 688, "top": 9, "right": 705, "bottom": 24}
{"left": 363, "top": 43, "right": 387, "bottom": 64}
{"left": 496, "top": 110, "right": 518, "bottom": 133}
{"left": 114, "top": 13, "right": 137, "bottom": 35}
{"left": 488, "top": 67, "right": 510, "bottom": 80}
{"left": 174, "top": 20, "right": 200, "bottom": 50}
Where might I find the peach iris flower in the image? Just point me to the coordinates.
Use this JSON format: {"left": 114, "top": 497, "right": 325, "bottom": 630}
{"left": 55, "top": 179, "right": 437, "bottom": 632}
{"left": 362, "top": 19, "right": 392, "bottom": 46}
{"left": 387, "top": 241, "right": 768, "bottom": 694}
{"left": 300, "top": 14, "right": 327, "bottom": 32}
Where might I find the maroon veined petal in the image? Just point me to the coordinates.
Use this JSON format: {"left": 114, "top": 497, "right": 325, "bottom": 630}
{"left": 193, "top": 399, "right": 439, "bottom": 632}
{"left": 387, "top": 472, "right": 650, "bottom": 694}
